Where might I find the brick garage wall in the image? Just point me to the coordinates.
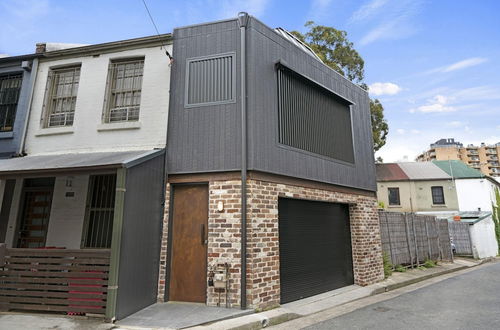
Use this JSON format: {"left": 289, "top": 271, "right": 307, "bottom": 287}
{"left": 158, "top": 176, "right": 384, "bottom": 309}
{"left": 246, "top": 179, "right": 384, "bottom": 309}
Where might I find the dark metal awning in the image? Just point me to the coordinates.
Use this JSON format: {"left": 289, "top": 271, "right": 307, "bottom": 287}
{"left": 0, "top": 149, "right": 164, "bottom": 176}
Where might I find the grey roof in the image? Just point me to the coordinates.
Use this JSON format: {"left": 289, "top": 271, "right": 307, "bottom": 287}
{"left": 398, "top": 162, "right": 451, "bottom": 180}
{"left": 0, "top": 149, "right": 164, "bottom": 175}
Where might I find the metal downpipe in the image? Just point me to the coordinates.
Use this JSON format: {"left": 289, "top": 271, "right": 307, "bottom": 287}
{"left": 238, "top": 12, "right": 249, "bottom": 310}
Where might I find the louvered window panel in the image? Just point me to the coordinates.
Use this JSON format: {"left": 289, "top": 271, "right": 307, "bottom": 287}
{"left": 185, "top": 53, "right": 235, "bottom": 107}
{"left": 277, "top": 66, "right": 355, "bottom": 163}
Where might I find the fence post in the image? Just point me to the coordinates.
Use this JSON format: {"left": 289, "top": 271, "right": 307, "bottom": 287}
{"left": 436, "top": 218, "right": 442, "bottom": 261}
{"left": 412, "top": 213, "right": 419, "bottom": 266}
{"left": 425, "top": 218, "right": 432, "bottom": 260}
{"left": 384, "top": 212, "right": 396, "bottom": 265}
{"left": 404, "top": 213, "right": 414, "bottom": 268}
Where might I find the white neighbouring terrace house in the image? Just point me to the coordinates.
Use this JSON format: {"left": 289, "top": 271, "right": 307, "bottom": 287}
{"left": 0, "top": 35, "right": 172, "bottom": 320}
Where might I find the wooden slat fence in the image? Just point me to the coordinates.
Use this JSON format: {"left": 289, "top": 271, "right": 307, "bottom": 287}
{"left": 448, "top": 221, "right": 473, "bottom": 256}
{"left": 0, "top": 248, "right": 110, "bottom": 315}
{"left": 379, "top": 211, "right": 453, "bottom": 267}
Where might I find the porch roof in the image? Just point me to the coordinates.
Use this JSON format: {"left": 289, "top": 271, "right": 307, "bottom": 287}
{"left": 0, "top": 149, "right": 164, "bottom": 176}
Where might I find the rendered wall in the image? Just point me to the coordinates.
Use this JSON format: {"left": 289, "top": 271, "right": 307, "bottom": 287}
{"left": 469, "top": 217, "right": 499, "bottom": 259}
{"left": 455, "top": 179, "right": 495, "bottom": 212}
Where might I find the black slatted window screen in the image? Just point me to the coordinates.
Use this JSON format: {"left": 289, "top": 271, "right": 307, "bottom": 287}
{"left": 431, "top": 186, "right": 445, "bottom": 205}
{"left": 83, "top": 174, "right": 116, "bottom": 248}
{"left": 0, "top": 74, "right": 23, "bottom": 132}
{"left": 186, "top": 54, "right": 234, "bottom": 106}
{"left": 277, "top": 66, "right": 354, "bottom": 163}
{"left": 388, "top": 187, "right": 400, "bottom": 205}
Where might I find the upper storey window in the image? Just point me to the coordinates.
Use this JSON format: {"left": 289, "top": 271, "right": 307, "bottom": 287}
{"left": 43, "top": 66, "right": 81, "bottom": 127}
{"left": 277, "top": 65, "right": 355, "bottom": 164}
{"left": 185, "top": 53, "right": 236, "bottom": 107}
{"left": 103, "top": 58, "right": 144, "bottom": 123}
{"left": 0, "top": 73, "right": 23, "bottom": 132}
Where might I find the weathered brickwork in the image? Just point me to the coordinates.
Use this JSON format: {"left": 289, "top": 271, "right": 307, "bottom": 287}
{"left": 246, "top": 179, "right": 384, "bottom": 308}
{"left": 157, "top": 180, "right": 243, "bottom": 307}
{"left": 158, "top": 177, "right": 384, "bottom": 309}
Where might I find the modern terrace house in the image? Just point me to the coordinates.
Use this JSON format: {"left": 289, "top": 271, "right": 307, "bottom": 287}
{"left": 0, "top": 13, "right": 384, "bottom": 322}
{"left": 161, "top": 13, "right": 383, "bottom": 311}
{"left": 0, "top": 35, "right": 172, "bottom": 320}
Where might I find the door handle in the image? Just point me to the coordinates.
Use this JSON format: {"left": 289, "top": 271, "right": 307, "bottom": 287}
{"left": 201, "top": 224, "right": 208, "bottom": 245}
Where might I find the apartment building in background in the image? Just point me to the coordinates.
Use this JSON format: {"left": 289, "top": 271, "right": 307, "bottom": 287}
{"left": 416, "top": 138, "right": 500, "bottom": 178}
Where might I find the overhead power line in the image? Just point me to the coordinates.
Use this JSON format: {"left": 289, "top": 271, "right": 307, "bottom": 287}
{"left": 141, "top": 0, "right": 173, "bottom": 61}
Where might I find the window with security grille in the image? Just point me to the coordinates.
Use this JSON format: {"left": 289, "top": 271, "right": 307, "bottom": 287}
{"left": 0, "top": 74, "right": 23, "bottom": 132}
{"left": 43, "top": 66, "right": 81, "bottom": 127}
{"left": 431, "top": 186, "right": 445, "bottom": 205}
{"left": 388, "top": 187, "right": 400, "bottom": 205}
{"left": 82, "top": 174, "right": 116, "bottom": 248}
{"left": 277, "top": 65, "right": 354, "bottom": 163}
{"left": 103, "top": 58, "right": 144, "bottom": 123}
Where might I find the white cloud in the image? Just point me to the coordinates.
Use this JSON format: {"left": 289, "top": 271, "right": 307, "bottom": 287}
{"left": 410, "top": 129, "right": 420, "bottom": 134}
{"left": 306, "top": 0, "right": 334, "bottom": 21}
{"left": 412, "top": 94, "right": 456, "bottom": 113}
{"left": 349, "top": 0, "right": 389, "bottom": 23}
{"left": 447, "top": 121, "right": 464, "bottom": 127}
{"left": 356, "top": 0, "right": 423, "bottom": 46}
{"left": 369, "top": 82, "right": 402, "bottom": 96}
{"left": 426, "top": 57, "right": 488, "bottom": 74}
{"left": 397, "top": 129, "right": 406, "bottom": 134}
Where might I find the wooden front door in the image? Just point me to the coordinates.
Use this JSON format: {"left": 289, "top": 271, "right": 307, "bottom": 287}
{"left": 16, "top": 179, "right": 55, "bottom": 248}
{"left": 169, "top": 184, "right": 208, "bottom": 303}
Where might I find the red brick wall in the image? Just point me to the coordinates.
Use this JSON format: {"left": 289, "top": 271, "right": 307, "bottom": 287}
{"left": 158, "top": 177, "right": 384, "bottom": 309}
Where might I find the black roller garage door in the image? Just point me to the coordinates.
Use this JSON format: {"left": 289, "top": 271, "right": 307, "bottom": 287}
{"left": 279, "top": 198, "right": 354, "bottom": 303}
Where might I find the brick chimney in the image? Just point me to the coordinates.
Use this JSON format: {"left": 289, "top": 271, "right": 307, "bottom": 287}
{"left": 35, "top": 43, "right": 46, "bottom": 54}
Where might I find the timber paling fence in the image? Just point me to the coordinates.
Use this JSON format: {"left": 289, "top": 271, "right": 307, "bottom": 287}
{"left": 447, "top": 221, "right": 473, "bottom": 256}
{"left": 379, "top": 211, "right": 453, "bottom": 267}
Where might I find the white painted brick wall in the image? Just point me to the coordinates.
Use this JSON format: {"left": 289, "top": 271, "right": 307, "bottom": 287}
{"left": 25, "top": 44, "right": 172, "bottom": 155}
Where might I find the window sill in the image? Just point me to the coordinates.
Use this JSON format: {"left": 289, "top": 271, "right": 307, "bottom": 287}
{"left": 97, "top": 121, "right": 141, "bottom": 132}
{"left": 431, "top": 204, "right": 447, "bottom": 208}
{"left": 35, "top": 126, "right": 74, "bottom": 137}
{"left": 0, "top": 131, "right": 14, "bottom": 139}
{"left": 388, "top": 205, "right": 401, "bottom": 208}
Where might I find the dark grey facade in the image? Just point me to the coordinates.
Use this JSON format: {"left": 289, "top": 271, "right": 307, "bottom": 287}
{"left": 115, "top": 153, "right": 165, "bottom": 319}
{"left": 0, "top": 55, "right": 38, "bottom": 158}
{"left": 167, "top": 16, "right": 376, "bottom": 191}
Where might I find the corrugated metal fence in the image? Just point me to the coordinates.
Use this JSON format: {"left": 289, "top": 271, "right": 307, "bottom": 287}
{"left": 447, "top": 221, "right": 473, "bottom": 256}
{"left": 379, "top": 211, "right": 453, "bottom": 267}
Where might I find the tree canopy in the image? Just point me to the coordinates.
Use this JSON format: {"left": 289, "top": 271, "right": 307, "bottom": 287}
{"left": 292, "top": 22, "right": 388, "bottom": 152}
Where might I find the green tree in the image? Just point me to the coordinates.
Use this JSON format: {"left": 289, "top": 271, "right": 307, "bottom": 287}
{"left": 292, "top": 21, "right": 389, "bottom": 152}
{"left": 493, "top": 188, "right": 500, "bottom": 254}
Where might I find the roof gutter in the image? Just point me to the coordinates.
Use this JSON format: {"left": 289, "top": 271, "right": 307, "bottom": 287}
{"left": 238, "top": 12, "right": 249, "bottom": 310}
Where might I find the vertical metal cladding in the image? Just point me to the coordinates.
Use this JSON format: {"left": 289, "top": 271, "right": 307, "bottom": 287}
{"left": 277, "top": 66, "right": 355, "bottom": 163}
{"left": 186, "top": 53, "right": 235, "bottom": 106}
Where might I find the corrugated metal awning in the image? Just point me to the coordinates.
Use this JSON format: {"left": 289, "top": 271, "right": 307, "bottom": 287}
{"left": 0, "top": 149, "right": 164, "bottom": 176}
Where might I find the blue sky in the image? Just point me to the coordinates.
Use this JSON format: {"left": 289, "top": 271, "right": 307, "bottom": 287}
{"left": 1, "top": 0, "right": 499, "bottom": 161}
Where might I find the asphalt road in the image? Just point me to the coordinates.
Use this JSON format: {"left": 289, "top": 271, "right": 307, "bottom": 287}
{"left": 302, "top": 262, "right": 500, "bottom": 330}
